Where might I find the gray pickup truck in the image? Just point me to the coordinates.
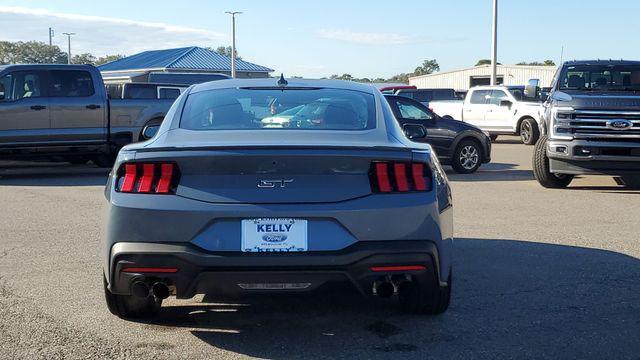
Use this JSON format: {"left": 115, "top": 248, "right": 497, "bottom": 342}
{"left": 531, "top": 60, "right": 640, "bottom": 188}
{"left": 0, "top": 64, "right": 177, "bottom": 166}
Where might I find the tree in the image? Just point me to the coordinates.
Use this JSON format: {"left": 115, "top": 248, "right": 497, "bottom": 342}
{"left": 329, "top": 74, "right": 354, "bottom": 81}
{"left": 0, "top": 41, "right": 67, "bottom": 64}
{"left": 516, "top": 60, "right": 556, "bottom": 66}
{"left": 205, "top": 46, "right": 241, "bottom": 60}
{"left": 72, "top": 53, "right": 96, "bottom": 65}
{"left": 414, "top": 59, "right": 440, "bottom": 76}
{"left": 475, "top": 59, "right": 502, "bottom": 66}
{"left": 96, "top": 54, "right": 124, "bottom": 66}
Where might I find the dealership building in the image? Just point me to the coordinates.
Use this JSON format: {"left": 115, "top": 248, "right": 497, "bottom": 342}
{"left": 98, "top": 46, "right": 274, "bottom": 84}
{"left": 409, "top": 64, "right": 557, "bottom": 90}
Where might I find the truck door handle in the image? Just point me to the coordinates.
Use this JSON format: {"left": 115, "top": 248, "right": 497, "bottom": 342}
{"left": 86, "top": 104, "right": 101, "bottom": 109}
{"left": 30, "top": 105, "right": 47, "bottom": 111}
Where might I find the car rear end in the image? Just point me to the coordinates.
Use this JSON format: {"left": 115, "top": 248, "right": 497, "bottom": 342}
{"left": 102, "top": 79, "right": 453, "bottom": 317}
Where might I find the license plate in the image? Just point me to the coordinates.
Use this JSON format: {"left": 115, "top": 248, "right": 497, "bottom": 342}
{"left": 241, "top": 218, "right": 307, "bottom": 252}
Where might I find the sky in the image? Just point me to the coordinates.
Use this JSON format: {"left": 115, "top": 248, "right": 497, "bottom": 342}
{"left": 1, "top": 0, "right": 640, "bottom": 78}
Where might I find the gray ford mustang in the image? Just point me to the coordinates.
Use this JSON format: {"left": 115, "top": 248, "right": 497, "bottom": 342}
{"left": 102, "top": 78, "right": 453, "bottom": 318}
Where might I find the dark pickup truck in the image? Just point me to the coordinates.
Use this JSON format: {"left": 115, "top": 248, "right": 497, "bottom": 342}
{"left": 0, "top": 64, "right": 178, "bottom": 166}
{"left": 531, "top": 60, "right": 640, "bottom": 188}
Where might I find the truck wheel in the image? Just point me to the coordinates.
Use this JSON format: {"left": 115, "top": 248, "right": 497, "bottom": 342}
{"left": 451, "top": 139, "right": 482, "bottom": 174}
{"left": 104, "top": 276, "right": 162, "bottom": 319}
{"left": 92, "top": 154, "right": 116, "bottom": 168}
{"left": 489, "top": 134, "right": 498, "bottom": 142}
{"left": 520, "top": 118, "right": 540, "bottom": 145}
{"left": 620, "top": 176, "right": 640, "bottom": 189}
{"left": 532, "top": 135, "right": 574, "bottom": 188}
{"left": 399, "top": 269, "right": 451, "bottom": 315}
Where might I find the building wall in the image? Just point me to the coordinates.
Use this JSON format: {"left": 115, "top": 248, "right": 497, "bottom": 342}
{"left": 409, "top": 65, "right": 558, "bottom": 90}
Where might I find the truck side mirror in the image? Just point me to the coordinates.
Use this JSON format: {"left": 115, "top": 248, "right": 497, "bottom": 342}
{"left": 524, "top": 79, "right": 540, "bottom": 99}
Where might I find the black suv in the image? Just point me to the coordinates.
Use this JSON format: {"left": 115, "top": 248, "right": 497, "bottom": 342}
{"left": 385, "top": 94, "right": 491, "bottom": 174}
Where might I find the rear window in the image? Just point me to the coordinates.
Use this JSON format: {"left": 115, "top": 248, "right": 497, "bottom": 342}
{"left": 180, "top": 88, "right": 376, "bottom": 130}
{"left": 124, "top": 84, "right": 156, "bottom": 99}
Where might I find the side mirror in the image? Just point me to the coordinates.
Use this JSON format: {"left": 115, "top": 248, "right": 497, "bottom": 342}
{"left": 403, "top": 124, "right": 427, "bottom": 140}
{"left": 524, "top": 79, "right": 540, "bottom": 99}
{"left": 500, "top": 100, "right": 512, "bottom": 108}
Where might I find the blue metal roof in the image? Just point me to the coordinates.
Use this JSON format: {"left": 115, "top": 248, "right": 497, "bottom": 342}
{"left": 98, "top": 46, "right": 273, "bottom": 73}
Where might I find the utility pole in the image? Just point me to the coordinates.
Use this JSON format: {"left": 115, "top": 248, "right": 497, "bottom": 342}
{"left": 48, "top": 28, "right": 54, "bottom": 46}
{"left": 225, "top": 11, "right": 242, "bottom": 78}
{"left": 490, "top": 0, "right": 498, "bottom": 85}
{"left": 62, "top": 32, "right": 75, "bottom": 64}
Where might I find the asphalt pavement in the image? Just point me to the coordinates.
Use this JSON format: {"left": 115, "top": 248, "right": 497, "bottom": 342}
{"left": 1, "top": 137, "right": 639, "bottom": 360}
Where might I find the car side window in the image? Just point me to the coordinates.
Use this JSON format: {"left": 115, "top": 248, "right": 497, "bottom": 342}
{"left": 49, "top": 70, "right": 95, "bottom": 97}
{"left": 158, "top": 87, "right": 181, "bottom": 99}
{"left": 394, "top": 99, "right": 434, "bottom": 120}
{"left": 0, "top": 74, "right": 13, "bottom": 101}
{"left": 488, "top": 90, "right": 509, "bottom": 106}
{"left": 0, "top": 72, "right": 45, "bottom": 101}
{"left": 469, "top": 90, "right": 490, "bottom": 104}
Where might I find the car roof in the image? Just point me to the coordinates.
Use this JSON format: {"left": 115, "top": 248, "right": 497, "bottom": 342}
{"left": 0, "top": 64, "right": 96, "bottom": 72}
{"left": 563, "top": 60, "right": 640, "bottom": 66}
{"left": 190, "top": 78, "right": 378, "bottom": 94}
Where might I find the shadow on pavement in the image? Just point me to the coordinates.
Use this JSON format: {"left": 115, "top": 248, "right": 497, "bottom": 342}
{"left": 446, "top": 162, "right": 534, "bottom": 182}
{"left": 139, "top": 239, "right": 640, "bottom": 359}
{"left": 0, "top": 161, "right": 109, "bottom": 187}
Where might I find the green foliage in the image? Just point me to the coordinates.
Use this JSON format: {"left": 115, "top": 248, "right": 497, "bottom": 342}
{"left": 516, "top": 60, "right": 556, "bottom": 66}
{"left": 0, "top": 41, "right": 67, "bottom": 64}
{"left": 414, "top": 59, "right": 440, "bottom": 76}
{"left": 0, "top": 41, "right": 124, "bottom": 66}
{"left": 204, "top": 46, "right": 241, "bottom": 60}
{"left": 475, "top": 59, "right": 492, "bottom": 66}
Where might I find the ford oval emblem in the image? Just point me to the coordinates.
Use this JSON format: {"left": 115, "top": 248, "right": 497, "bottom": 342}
{"left": 606, "top": 119, "right": 633, "bottom": 130}
{"left": 262, "top": 234, "right": 288, "bottom": 243}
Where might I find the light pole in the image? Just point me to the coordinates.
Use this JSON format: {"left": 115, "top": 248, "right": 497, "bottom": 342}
{"left": 490, "top": 0, "right": 498, "bottom": 85}
{"left": 62, "top": 32, "right": 75, "bottom": 64}
{"left": 225, "top": 11, "right": 242, "bottom": 78}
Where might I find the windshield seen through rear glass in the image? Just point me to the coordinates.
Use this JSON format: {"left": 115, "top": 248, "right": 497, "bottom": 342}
{"left": 180, "top": 88, "right": 376, "bottom": 130}
{"left": 559, "top": 64, "right": 640, "bottom": 91}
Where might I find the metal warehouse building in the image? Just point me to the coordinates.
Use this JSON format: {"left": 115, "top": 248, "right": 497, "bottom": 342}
{"left": 409, "top": 64, "right": 557, "bottom": 90}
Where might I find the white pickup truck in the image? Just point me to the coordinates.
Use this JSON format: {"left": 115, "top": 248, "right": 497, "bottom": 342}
{"left": 429, "top": 85, "right": 543, "bottom": 145}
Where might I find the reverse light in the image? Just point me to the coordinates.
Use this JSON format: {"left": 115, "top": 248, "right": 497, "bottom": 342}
{"left": 116, "top": 162, "right": 180, "bottom": 194}
{"left": 370, "top": 161, "right": 432, "bottom": 193}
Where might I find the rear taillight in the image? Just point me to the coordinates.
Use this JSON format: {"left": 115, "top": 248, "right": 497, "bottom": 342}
{"left": 115, "top": 162, "right": 180, "bottom": 194}
{"left": 369, "top": 161, "right": 432, "bottom": 193}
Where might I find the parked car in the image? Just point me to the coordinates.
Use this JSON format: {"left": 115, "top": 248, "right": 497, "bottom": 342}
{"left": 395, "top": 88, "right": 458, "bottom": 107}
{"left": 429, "top": 85, "right": 544, "bottom": 145}
{"left": 377, "top": 84, "right": 417, "bottom": 94}
{"left": 0, "top": 64, "right": 183, "bottom": 166}
{"left": 532, "top": 60, "right": 640, "bottom": 189}
{"left": 384, "top": 94, "right": 491, "bottom": 174}
{"left": 102, "top": 78, "right": 453, "bottom": 318}
{"left": 105, "top": 82, "right": 188, "bottom": 100}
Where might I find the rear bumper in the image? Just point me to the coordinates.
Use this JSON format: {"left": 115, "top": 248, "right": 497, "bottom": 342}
{"left": 107, "top": 240, "right": 444, "bottom": 298}
{"left": 547, "top": 139, "right": 640, "bottom": 175}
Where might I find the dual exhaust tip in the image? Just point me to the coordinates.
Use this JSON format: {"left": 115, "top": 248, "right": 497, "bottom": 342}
{"left": 373, "top": 277, "right": 414, "bottom": 298}
{"left": 131, "top": 281, "right": 170, "bottom": 299}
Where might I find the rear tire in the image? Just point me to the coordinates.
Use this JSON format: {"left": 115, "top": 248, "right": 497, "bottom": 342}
{"left": 532, "top": 135, "right": 574, "bottom": 188}
{"left": 620, "top": 175, "right": 640, "bottom": 189}
{"left": 519, "top": 118, "right": 540, "bottom": 145}
{"left": 399, "top": 269, "right": 451, "bottom": 315}
{"left": 104, "top": 276, "right": 162, "bottom": 319}
{"left": 451, "top": 139, "right": 482, "bottom": 174}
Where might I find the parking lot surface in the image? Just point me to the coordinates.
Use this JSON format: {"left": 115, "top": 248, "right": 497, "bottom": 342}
{"left": 1, "top": 137, "right": 639, "bottom": 360}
